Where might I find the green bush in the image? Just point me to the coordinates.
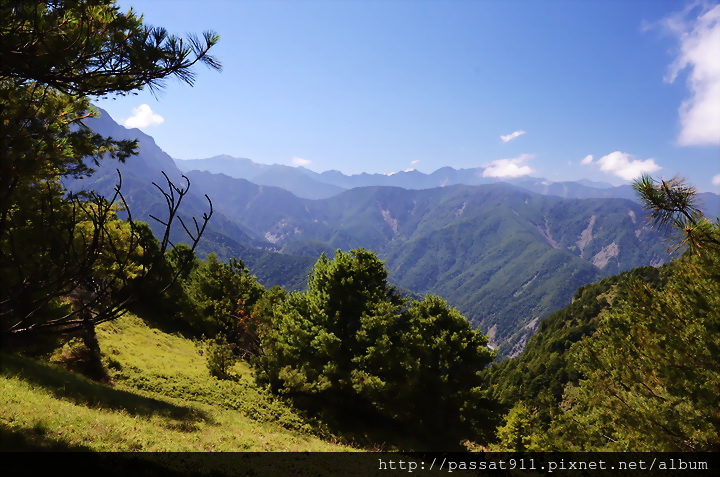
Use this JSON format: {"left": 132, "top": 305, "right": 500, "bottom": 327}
{"left": 202, "top": 338, "right": 238, "bottom": 380}
{"left": 256, "top": 249, "right": 497, "bottom": 446}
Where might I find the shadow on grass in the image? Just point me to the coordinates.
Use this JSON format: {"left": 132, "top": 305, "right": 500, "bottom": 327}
{"left": 319, "top": 417, "right": 466, "bottom": 452}
{"left": 1, "top": 426, "right": 194, "bottom": 477}
{"left": 0, "top": 423, "right": 93, "bottom": 451}
{"left": 1, "top": 353, "right": 210, "bottom": 425}
{"left": 294, "top": 397, "right": 469, "bottom": 452}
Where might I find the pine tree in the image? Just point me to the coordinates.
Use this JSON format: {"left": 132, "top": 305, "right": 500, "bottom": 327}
{"left": 1, "top": 1, "right": 220, "bottom": 352}
{"left": 256, "top": 249, "right": 496, "bottom": 447}
{"left": 541, "top": 176, "right": 720, "bottom": 451}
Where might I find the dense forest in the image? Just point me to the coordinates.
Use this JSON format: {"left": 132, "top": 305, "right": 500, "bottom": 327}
{"left": 1, "top": 0, "right": 718, "bottom": 454}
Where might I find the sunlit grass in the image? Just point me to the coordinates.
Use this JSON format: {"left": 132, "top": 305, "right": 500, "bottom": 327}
{"left": 0, "top": 313, "right": 351, "bottom": 452}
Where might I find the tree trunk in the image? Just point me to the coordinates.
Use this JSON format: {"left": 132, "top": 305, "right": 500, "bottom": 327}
{"left": 79, "top": 314, "right": 111, "bottom": 384}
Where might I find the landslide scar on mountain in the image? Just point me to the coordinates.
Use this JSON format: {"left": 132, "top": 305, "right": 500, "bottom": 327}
{"left": 627, "top": 209, "right": 636, "bottom": 224}
{"left": 591, "top": 241, "right": 619, "bottom": 269}
{"left": 534, "top": 217, "right": 560, "bottom": 249}
{"left": 577, "top": 214, "right": 597, "bottom": 257}
{"left": 378, "top": 203, "right": 399, "bottom": 235}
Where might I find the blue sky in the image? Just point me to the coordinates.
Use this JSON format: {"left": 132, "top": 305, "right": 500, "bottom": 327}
{"left": 97, "top": 0, "right": 720, "bottom": 191}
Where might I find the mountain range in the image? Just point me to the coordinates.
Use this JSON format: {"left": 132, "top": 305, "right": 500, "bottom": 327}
{"left": 68, "top": 108, "right": 718, "bottom": 356}
{"left": 176, "top": 155, "right": 634, "bottom": 200}
{"left": 64, "top": 111, "right": 317, "bottom": 291}
{"left": 182, "top": 170, "right": 675, "bottom": 355}
{"left": 175, "top": 154, "right": 720, "bottom": 217}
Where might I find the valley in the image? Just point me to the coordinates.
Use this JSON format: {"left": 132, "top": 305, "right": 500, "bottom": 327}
{"left": 68, "top": 109, "right": 701, "bottom": 356}
{"left": 3, "top": 1, "right": 719, "bottom": 457}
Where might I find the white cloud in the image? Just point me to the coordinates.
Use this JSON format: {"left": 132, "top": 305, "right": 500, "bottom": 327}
{"left": 292, "top": 156, "right": 311, "bottom": 166}
{"left": 582, "top": 151, "right": 662, "bottom": 181}
{"left": 500, "top": 130, "right": 527, "bottom": 143}
{"left": 482, "top": 153, "right": 534, "bottom": 178}
{"left": 411, "top": 159, "right": 420, "bottom": 165}
{"left": 662, "top": 3, "right": 720, "bottom": 146}
{"left": 123, "top": 104, "right": 164, "bottom": 128}
{"left": 712, "top": 173, "right": 720, "bottom": 186}
{"left": 581, "top": 154, "right": 594, "bottom": 165}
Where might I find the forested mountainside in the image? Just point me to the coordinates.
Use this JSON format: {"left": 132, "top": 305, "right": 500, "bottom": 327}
{"left": 484, "top": 236, "right": 719, "bottom": 451}
{"left": 67, "top": 109, "right": 676, "bottom": 355}
{"left": 64, "top": 110, "right": 317, "bottom": 291}
{"left": 184, "top": 168, "right": 672, "bottom": 355}
{"left": 2, "top": 1, "right": 718, "bottom": 458}
{"left": 486, "top": 265, "right": 666, "bottom": 424}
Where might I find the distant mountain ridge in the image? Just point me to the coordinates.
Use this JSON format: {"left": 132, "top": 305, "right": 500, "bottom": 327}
{"left": 177, "top": 155, "right": 624, "bottom": 199}
{"left": 184, "top": 169, "right": 674, "bottom": 356}
{"left": 175, "top": 156, "right": 720, "bottom": 219}
{"left": 176, "top": 155, "right": 345, "bottom": 200}
{"left": 64, "top": 109, "right": 317, "bottom": 290}
{"left": 73, "top": 109, "right": 715, "bottom": 356}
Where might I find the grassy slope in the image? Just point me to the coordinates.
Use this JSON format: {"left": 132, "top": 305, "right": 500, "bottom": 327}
{"left": 0, "top": 314, "right": 351, "bottom": 452}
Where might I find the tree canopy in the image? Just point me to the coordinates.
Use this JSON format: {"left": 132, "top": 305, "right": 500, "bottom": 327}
{"left": 487, "top": 175, "right": 720, "bottom": 451}
{"left": 0, "top": 0, "right": 220, "bottom": 348}
{"left": 1, "top": 0, "right": 221, "bottom": 216}
{"left": 0, "top": 0, "right": 220, "bottom": 96}
{"left": 543, "top": 243, "right": 719, "bottom": 451}
{"left": 633, "top": 174, "right": 720, "bottom": 252}
{"left": 256, "top": 249, "right": 496, "bottom": 447}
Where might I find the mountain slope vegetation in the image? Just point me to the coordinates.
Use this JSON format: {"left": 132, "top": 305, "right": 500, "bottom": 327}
{"left": 3, "top": 0, "right": 717, "bottom": 459}
{"left": 184, "top": 170, "right": 673, "bottom": 355}
{"left": 486, "top": 265, "right": 665, "bottom": 424}
{"left": 485, "top": 176, "right": 720, "bottom": 451}
{"left": 66, "top": 110, "right": 677, "bottom": 355}
{"left": 73, "top": 113, "right": 714, "bottom": 356}
{"left": 0, "top": 314, "right": 349, "bottom": 452}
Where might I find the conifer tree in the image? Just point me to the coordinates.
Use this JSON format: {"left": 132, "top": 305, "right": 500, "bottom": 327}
{"left": 540, "top": 176, "right": 720, "bottom": 451}
{"left": 0, "top": 0, "right": 220, "bottom": 350}
{"left": 256, "top": 249, "right": 496, "bottom": 446}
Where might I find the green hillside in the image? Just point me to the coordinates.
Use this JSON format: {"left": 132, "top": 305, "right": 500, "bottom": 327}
{"left": 0, "top": 314, "right": 350, "bottom": 452}
{"left": 183, "top": 171, "right": 672, "bottom": 355}
{"left": 3, "top": 1, "right": 718, "bottom": 461}
{"left": 71, "top": 113, "right": 676, "bottom": 358}
{"left": 483, "top": 179, "right": 720, "bottom": 451}
{"left": 485, "top": 265, "right": 666, "bottom": 424}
